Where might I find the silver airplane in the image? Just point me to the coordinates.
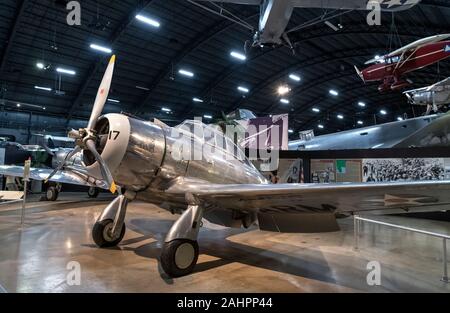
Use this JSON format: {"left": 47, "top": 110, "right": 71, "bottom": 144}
{"left": 404, "top": 77, "right": 450, "bottom": 115}
{"left": 191, "top": 0, "right": 420, "bottom": 50}
{"left": 289, "top": 113, "right": 450, "bottom": 150}
{"left": 2, "top": 55, "right": 450, "bottom": 278}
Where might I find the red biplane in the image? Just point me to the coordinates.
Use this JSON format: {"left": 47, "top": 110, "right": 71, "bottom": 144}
{"left": 355, "top": 34, "right": 450, "bottom": 92}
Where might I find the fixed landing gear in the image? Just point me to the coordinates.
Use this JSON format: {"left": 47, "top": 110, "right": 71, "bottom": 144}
{"left": 92, "top": 194, "right": 128, "bottom": 248}
{"left": 161, "top": 198, "right": 204, "bottom": 277}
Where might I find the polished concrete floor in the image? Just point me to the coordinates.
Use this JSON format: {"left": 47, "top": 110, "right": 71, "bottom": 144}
{"left": 0, "top": 193, "right": 449, "bottom": 293}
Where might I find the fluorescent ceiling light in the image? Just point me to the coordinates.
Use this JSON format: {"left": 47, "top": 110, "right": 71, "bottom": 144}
{"left": 288, "top": 129, "right": 294, "bottom": 134}
{"left": 108, "top": 98, "right": 120, "bottom": 103}
{"left": 329, "top": 89, "right": 339, "bottom": 96}
{"left": 358, "top": 102, "right": 366, "bottom": 107}
{"left": 178, "top": 69, "right": 194, "bottom": 77}
{"left": 135, "top": 14, "right": 160, "bottom": 28}
{"left": 56, "top": 67, "right": 76, "bottom": 75}
{"left": 35, "top": 86, "right": 52, "bottom": 91}
{"left": 318, "top": 124, "right": 324, "bottom": 129}
{"left": 193, "top": 97, "right": 203, "bottom": 103}
{"left": 136, "top": 85, "right": 150, "bottom": 91}
{"left": 380, "top": 109, "right": 387, "bottom": 115}
{"left": 162, "top": 107, "right": 171, "bottom": 112}
{"left": 203, "top": 115, "right": 212, "bottom": 119}
{"left": 90, "top": 44, "right": 112, "bottom": 54}
{"left": 280, "top": 98, "right": 290, "bottom": 104}
{"left": 357, "top": 120, "right": 364, "bottom": 125}
{"left": 36, "top": 62, "right": 44, "bottom": 69}
{"left": 397, "top": 117, "right": 404, "bottom": 121}
{"left": 237, "top": 86, "right": 249, "bottom": 93}
{"left": 337, "top": 114, "right": 344, "bottom": 119}
{"left": 16, "top": 103, "right": 21, "bottom": 107}
{"left": 230, "top": 51, "right": 246, "bottom": 61}
{"left": 277, "top": 85, "right": 291, "bottom": 96}
{"left": 289, "top": 74, "right": 301, "bottom": 82}
{"left": 43, "top": 107, "right": 46, "bottom": 110}
{"left": 312, "top": 107, "right": 320, "bottom": 113}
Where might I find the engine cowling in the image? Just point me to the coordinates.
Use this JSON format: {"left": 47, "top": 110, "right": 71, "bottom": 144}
{"left": 85, "top": 113, "right": 166, "bottom": 191}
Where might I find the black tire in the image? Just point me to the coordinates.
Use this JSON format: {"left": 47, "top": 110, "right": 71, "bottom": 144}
{"left": 92, "top": 219, "right": 126, "bottom": 247}
{"left": 88, "top": 187, "right": 100, "bottom": 198}
{"left": 45, "top": 186, "right": 59, "bottom": 201}
{"left": 161, "top": 239, "right": 199, "bottom": 277}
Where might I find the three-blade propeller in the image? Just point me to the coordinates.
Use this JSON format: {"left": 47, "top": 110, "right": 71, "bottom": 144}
{"left": 46, "top": 55, "right": 119, "bottom": 194}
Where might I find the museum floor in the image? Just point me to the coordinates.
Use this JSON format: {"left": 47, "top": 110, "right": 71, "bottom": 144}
{"left": 0, "top": 193, "right": 449, "bottom": 293}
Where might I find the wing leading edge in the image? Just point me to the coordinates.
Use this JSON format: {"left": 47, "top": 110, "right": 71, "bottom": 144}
{"left": 0, "top": 165, "right": 108, "bottom": 189}
{"left": 166, "top": 179, "right": 450, "bottom": 215}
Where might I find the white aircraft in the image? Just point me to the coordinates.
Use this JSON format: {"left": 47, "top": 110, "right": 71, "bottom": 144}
{"left": 2, "top": 55, "right": 450, "bottom": 278}
{"left": 190, "top": 0, "right": 420, "bottom": 50}
{"left": 404, "top": 77, "right": 450, "bottom": 115}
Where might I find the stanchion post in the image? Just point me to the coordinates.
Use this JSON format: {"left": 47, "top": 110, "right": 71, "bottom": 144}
{"left": 354, "top": 215, "right": 359, "bottom": 251}
{"left": 20, "top": 158, "right": 31, "bottom": 227}
{"left": 442, "top": 238, "right": 449, "bottom": 283}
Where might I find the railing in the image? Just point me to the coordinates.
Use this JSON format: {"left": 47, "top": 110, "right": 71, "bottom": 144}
{"left": 354, "top": 215, "right": 449, "bottom": 283}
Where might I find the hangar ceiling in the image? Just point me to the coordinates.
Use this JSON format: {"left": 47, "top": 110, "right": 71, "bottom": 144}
{"left": 0, "top": 0, "right": 450, "bottom": 138}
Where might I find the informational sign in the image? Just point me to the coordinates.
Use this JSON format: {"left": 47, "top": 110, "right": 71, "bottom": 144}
{"left": 362, "top": 158, "right": 445, "bottom": 182}
{"left": 311, "top": 159, "right": 336, "bottom": 183}
{"left": 336, "top": 160, "right": 362, "bottom": 183}
{"left": 278, "top": 159, "right": 304, "bottom": 184}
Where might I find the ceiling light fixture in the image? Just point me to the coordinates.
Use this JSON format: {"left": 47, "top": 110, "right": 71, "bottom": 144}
{"left": 312, "top": 108, "right": 320, "bottom": 113}
{"left": 337, "top": 114, "right": 344, "bottom": 119}
{"left": 230, "top": 51, "right": 246, "bottom": 61}
{"left": 193, "top": 97, "right": 204, "bottom": 103}
{"left": 280, "top": 98, "right": 290, "bottom": 104}
{"left": 56, "top": 67, "right": 76, "bottom": 75}
{"left": 90, "top": 44, "right": 112, "bottom": 54}
{"left": 289, "top": 74, "right": 301, "bottom": 82}
{"left": 358, "top": 102, "right": 366, "bottom": 107}
{"left": 237, "top": 86, "right": 249, "bottom": 93}
{"left": 178, "top": 69, "right": 194, "bottom": 77}
{"left": 329, "top": 89, "right": 339, "bottom": 96}
{"left": 34, "top": 86, "right": 52, "bottom": 91}
{"left": 135, "top": 14, "right": 160, "bottom": 28}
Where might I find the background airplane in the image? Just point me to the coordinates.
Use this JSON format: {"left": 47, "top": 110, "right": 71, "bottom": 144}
{"left": 2, "top": 56, "right": 450, "bottom": 278}
{"left": 404, "top": 77, "right": 450, "bottom": 115}
{"left": 289, "top": 113, "right": 450, "bottom": 150}
{"left": 355, "top": 34, "right": 450, "bottom": 92}
{"left": 190, "top": 0, "right": 420, "bottom": 51}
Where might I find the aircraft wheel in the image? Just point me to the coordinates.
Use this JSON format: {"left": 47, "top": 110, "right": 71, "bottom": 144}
{"left": 161, "top": 239, "right": 199, "bottom": 277}
{"left": 45, "top": 186, "right": 59, "bottom": 201}
{"left": 92, "top": 219, "right": 126, "bottom": 247}
{"left": 88, "top": 187, "right": 99, "bottom": 198}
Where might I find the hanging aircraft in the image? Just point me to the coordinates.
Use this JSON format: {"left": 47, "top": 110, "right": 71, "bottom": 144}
{"left": 404, "top": 77, "right": 450, "bottom": 115}
{"left": 355, "top": 34, "right": 450, "bottom": 92}
{"left": 2, "top": 56, "right": 450, "bottom": 278}
{"left": 289, "top": 113, "right": 450, "bottom": 150}
{"left": 189, "top": 0, "right": 420, "bottom": 51}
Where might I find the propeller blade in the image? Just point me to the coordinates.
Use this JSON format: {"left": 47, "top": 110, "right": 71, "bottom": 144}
{"left": 87, "top": 55, "right": 116, "bottom": 131}
{"left": 85, "top": 139, "right": 118, "bottom": 194}
{"left": 44, "top": 146, "right": 81, "bottom": 183}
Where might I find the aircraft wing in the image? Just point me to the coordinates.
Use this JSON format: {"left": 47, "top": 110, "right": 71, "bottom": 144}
{"left": 167, "top": 179, "right": 450, "bottom": 216}
{"left": 387, "top": 34, "right": 450, "bottom": 57}
{"left": 290, "top": 0, "right": 420, "bottom": 11}
{"left": 0, "top": 165, "right": 108, "bottom": 189}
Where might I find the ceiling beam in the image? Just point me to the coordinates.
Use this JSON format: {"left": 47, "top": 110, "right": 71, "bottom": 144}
{"left": 65, "top": 0, "right": 156, "bottom": 125}
{"left": 0, "top": 0, "right": 29, "bottom": 77}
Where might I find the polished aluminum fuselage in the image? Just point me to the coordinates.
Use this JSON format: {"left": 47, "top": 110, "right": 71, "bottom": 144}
{"left": 106, "top": 117, "right": 267, "bottom": 208}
